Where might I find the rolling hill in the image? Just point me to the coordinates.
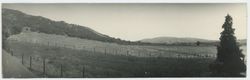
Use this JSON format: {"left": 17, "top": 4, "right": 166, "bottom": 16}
{"left": 140, "top": 37, "right": 213, "bottom": 44}
{"left": 2, "top": 8, "right": 128, "bottom": 44}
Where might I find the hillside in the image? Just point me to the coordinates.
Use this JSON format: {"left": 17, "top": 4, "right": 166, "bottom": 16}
{"left": 7, "top": 31, "right": 152, "bottom": 57}
{"left": 140, "top": 37, "right": 213, "bottom": 44}
{"left": 2, "top": 8, "right": 126, "bottom": 44}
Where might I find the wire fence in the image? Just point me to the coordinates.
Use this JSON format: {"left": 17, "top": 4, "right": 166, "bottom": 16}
{"left": 4, "top": 40, "right": 217, "bottom": 77}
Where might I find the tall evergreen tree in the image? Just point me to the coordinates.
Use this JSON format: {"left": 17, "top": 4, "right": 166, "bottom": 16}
{"left": 210, "top": 14, "right": 246, "bottom": 77}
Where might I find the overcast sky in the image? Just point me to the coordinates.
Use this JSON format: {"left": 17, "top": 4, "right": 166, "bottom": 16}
{"left": 3, "top": 3, "right": 247, "bottom": 41}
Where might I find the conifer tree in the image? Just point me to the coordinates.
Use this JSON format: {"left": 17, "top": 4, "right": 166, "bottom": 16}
{"left": 210, "top": 14, "right": 246, "bottom": 76}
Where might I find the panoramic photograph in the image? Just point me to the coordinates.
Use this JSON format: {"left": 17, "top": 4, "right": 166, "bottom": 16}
{"left": 1, "top": 3, "right": 247, "bottom": 78}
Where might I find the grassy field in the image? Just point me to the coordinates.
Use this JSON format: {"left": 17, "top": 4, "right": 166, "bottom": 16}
{"left": 4, "top": 32, "right": 246, "bottom": 77}
{"left": 7, "top": 32, "right": 219, "bottom": 58}
{"left": 6, "top": 40, "right": 218, "bottom": 78}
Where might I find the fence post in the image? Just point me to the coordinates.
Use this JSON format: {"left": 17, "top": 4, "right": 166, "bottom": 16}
{"left": 29, "top": 56, "right": 32, "bottom": 69}
{"left": 21, "top": 54, "right": 24, "bottom": 65}
{"left": 43, "top": 58, "right": 46, "bottom": 77}
{"left": 158, "top": 53, "right": 162, "bottom": 59}
{"left": 82, "top": 65, "right": 85, "bottom": 78}
{"left": 127, "top": 51, "right": 129, "bottom": 56}
{"left": 11, "top": 50, "right": 13, "bottom": 56}
{"left": 138, "top": 52, "right": 140, "bottom": 56}
{"left": 115, "top": 50, "right": 118, "bottom": 55}
{"left": 60, "top": 64, "right": 63, "bottom": 77}
{"left": 149, "top": 53, "right": 151, "bottom": 63}
{"left": 127, "top": 51, "right": 130, "bottom": 61}
{"left": 105, "top": 48, "right": 107, "bottom": 55}
{"left": 105, "top": 71, "right": 109, "bottom": 77}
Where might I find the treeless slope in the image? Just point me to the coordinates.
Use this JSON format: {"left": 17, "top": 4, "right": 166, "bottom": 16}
{"left": 140, "top": 37, "right": 212, "bottom": 44}
{"left": 2, "top": 50, "right": 36, "bottom": 78}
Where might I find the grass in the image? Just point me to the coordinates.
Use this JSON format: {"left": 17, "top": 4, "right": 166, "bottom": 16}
{"left": 7, "top": 32, "right": 218, "bottom": 58}
{"left": 4, "top": 40, "right": 218, "bottom": 78}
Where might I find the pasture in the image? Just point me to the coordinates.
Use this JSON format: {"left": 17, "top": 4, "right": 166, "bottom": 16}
{"left": 5, "top": 40, "right": 218, "bottom": 77}
{"left": 4, "top": 32, "right": 246, "bottom": 77}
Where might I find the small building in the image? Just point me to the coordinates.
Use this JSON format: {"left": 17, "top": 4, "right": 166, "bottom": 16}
{"left": 22, "top": 27, "right": 31, "bottom": 32}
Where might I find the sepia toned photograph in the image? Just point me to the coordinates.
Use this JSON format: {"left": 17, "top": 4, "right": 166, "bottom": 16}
{"left": 1, "top": 3, "right": 247, "bottom": 78}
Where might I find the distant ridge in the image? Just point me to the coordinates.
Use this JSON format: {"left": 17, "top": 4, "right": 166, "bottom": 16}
{"left": 140, "top": 37, "right": 246, "bottom": 45}
{"left": 140, "top": 37, "right": 213, "bottom": 44}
